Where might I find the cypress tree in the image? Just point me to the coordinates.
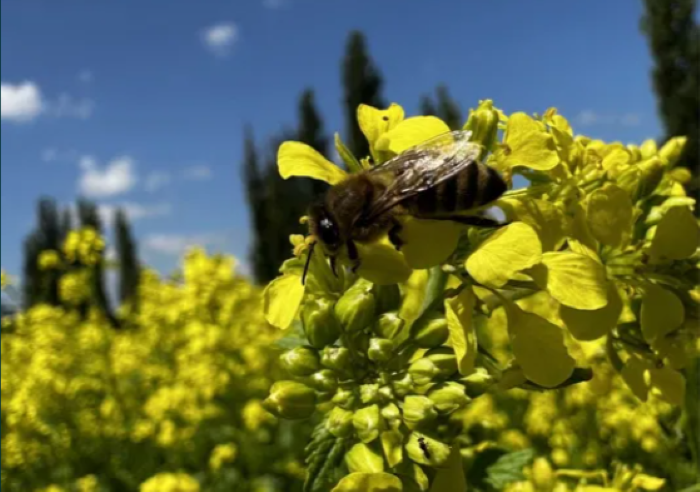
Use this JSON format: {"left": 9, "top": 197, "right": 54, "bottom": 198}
{"left": 641, "top": 0, "right": 699, "bottom": 189}
{"left": 342, "top": 30, "right": 385, "bottom": 159}
{"left": 420, "top": 85, "right": 462, "bottom": 130}
{"left": 297, "top": 88, "right": 330, "bottom": 197}
{"left": 115, "top": 208, "right": 140, "bottom": 307}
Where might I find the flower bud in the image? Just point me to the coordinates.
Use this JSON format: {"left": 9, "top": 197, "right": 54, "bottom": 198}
{"left": 381, "top": 403, "right": 401, "bottom": 430}
{"left": 460, "top": 368, "right": 495, "bottom": 398}
{"left": 428, "top": 382, "right": 470, "bottom": 414}
{"left": 374, "top": 284, "right": 402, "bottom": 314}
{"left": 263, "top": 381, "right": 316, "bottom": 420}
{"left": 463, "top": 100, "right": 499, "bottom": 154}
{"left": 531, "top": 457, "right": 555, "bottom": 490}
{"left": 408, "top": 347, "right": 458, "bottom": 385}
{"left": 402, "top": 396, "right": 437, "bottom": 430}
{"left": 638, "top": 157, "right": 664, "bottom": 197}
{"left": 309, "top": 369, "right": 338, "bottom": 393}
{"left": 320, "top": 346, "right": 351, "bottom": 373}
{"left": 368, "top": 338, "right": 394, "bottom": 363}
{"left": 332, "top": 387, "right": 357, "bottom": 410}
{"left": 280, "top": 347, "right": 321, "bottom": 377}
{"left": 373, "top": 311, "right": 405, "bottom": 339}
{"left": 301, "top": 298, "right": 341, "bottom": 349}
{"left": 640, "top": 139, "right": 658, "bottom": 159}
{"left": 378, "top": 385, "right": 394, "bottom": 402}
{"left": 353, "top": 404, "right": 382, "bottom": 443}
{"left": 412, "top": 312, "right": 449, "bottom": 348}
{"left": 391, "top": 373, "right": 414, "bottom": 397}
{"left": 326, "top": 406, "right": 354, "bottom": 438}
{"left": 615, "top": 165, "right": 641, "bottom": 200}
{"left": 334, "top": 278, "right": 376, "bottom": 333}
{"left": 659, "top": 136, "right": 687, "bottom": 167}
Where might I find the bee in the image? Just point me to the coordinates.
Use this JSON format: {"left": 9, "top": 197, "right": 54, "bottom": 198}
{"left": 417, "top": 436, "right": 431, "bottom": 459}
{"left": 303, "top": 130, "right": 507, "bottom": 283}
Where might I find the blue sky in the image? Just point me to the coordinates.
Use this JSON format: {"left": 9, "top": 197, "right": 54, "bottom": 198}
{"left": 1, "top": 0, "right": 666, "bottom": 282}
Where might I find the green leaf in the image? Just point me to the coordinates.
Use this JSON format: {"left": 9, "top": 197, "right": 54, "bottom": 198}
{"left": 529, "top": 252, "right": 608, "bottom": 310}
{"left": 505, "top": 301, "right": 575, "bottom": 388}
{"left": 650, "top": 205, "right": 700, "bottom": 261}
{"left": 559, "top": 282, "right": 622, "bottom": 340}
{"left": 641, "top": 283, "right": 684, "bottom": 342}
{"left": 346, "top": 442, "right": 385, "bottom": 473}
{"left": 500, "top": 113, "right": 559, "bottom": 170}
{"left": 465, "top": 222, "right": 542, "bottom": 288}
{"left": 586, "top": 185, "right": 633, "bottom": 248}
{"left": 335, "top": 132, "right": 365, "bottom": 173}
{"left": 649, "top": 365, "right": 686, "bottom": 406}
{"left": 484, "top": 449, "right": 535, "bottom": 489}
{"left": 621, "top": 356, "right": 653, "bottom": 401}
{"left": 278, "top": 141, "right": 348, "bottom": 184}
{"left": 332, "top": 472, "right": 403, "bottom": 492}
{"left": 444, "top": 287, "right": 477, "bottom": 376}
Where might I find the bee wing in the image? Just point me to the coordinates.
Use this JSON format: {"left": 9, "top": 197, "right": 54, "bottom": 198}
{"left": 363, "top": 130, "right": 481, "bottom": 222}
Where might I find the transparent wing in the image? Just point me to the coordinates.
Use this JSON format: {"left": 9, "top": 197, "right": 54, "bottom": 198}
{"left": 363, "top": 130, "right": 481, "bottom": 221}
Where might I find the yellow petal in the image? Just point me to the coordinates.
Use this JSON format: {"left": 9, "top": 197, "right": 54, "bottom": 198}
{"left": 445, "top": 287, "right": 477, "bottom": 376}
{"left": 497, "top": 197, "right": 566, "bottom": 251}
{"left": 358, "top": 103, "right": 405, "bottom": 154}
{"left": 332, "top": 473, "right": 402, "bottom": 492}
{"left": 559, "top": 282, "right": 622, "bottom": 340}
{"left": 649, "top": 205, "right": 700, "bottom": 261}
{"left": 356, "top": 238, "right": 412, "bottom": 285}
{"left": 466, "top": 222, "right": 542, "bottom": 288}
{"left": 345, "top": 443, "right": 385, "bottom": 474}
{"left": 400, "top": 218, "right": 461, "bottom": 269}
{"left": 278, "top": 141, "right": 348, "bottom": 184}
{"left": 641, "top": 283, "right": 684, "bottom": 342}
{"left": 601, "top": 148, "right": 632, "bottom": 178}
{"left": 529, "top": 252, "right": 608, "bottom": 310}
{"left": 376, "top": 116, "right": 452, "bottom": 155}
{"left": 429, "top": 447, "right": 467, "bottom": 492}
{"left": 586, "top": 184, "right": 633, "bottom": 248}
{"left": 501, "top": 113, "right": 559, "bottom": 170}
{"left": 399, "top": 270, "right": 430, "bottom": 327}
{"left": 621, "top": 356, "right": 653, "bottom": 401}
{"left": 649, "top": 365, "right": 686, "bottom": 405}
{"left": 631, "top": 474, "right": 666, "bottom": 491}
{"left": 380, "top": 430, "right": 404, "bottom": 468}
{"left": 506, "top": 301, "right": 575, "bottom": 388}
{"left": 263, "top": 273, "right": 305, "bottom": 329}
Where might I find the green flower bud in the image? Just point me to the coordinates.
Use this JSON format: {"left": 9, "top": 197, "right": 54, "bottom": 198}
{"left": 320, "top": 346, "right": 352, "bottom": 373}
{"left": 360, "top": 383, "right": 380, "bottom": 404}
{"left": 263, "top": 381, "right": 316, "bottom": 420}
{"left": 326, "top": 406, "right": 354, "bottom": 437}
{"left": 334, "top": 278, "right": 376, "bottom": 333}
{"left": 615, "top": 165, "right": 641, "bottom": 200}
{"left": 302, "top": 298, "right": 341, "bottom": 349}
{"left": 353, "top": 404, "right": 382, "bottom": 443}
{"left": 659, "top": 136, "right": 686, "bottom": 167}
{"left": 374, "top": 284, "right": 402, "bottom": 315}
{"left": 381, "top": 403, "right": 401, "bottom": 430}
{"left": 368, "top": 338, "right": 394, "bottom": 363}
{"left": 406, "top": 433, "right": 451, "bottom": 467}
{"left": 463, "top": 100, "right": 499, "bottom": 154}
{"left": 638, "top": 157, "right": 664, "bottom": 197}
{"left": 412, "top": 312, "right": 449, "bottom": 348}
{"left": 402, "top": 396, "right": 437, "bottom": 430}
{"left": 373, "top": 311, "right": 405, "bottom": 339}
{"left": 425, "top": 347, "right": 458, "bottom": 376}
{"left": 392, "top": 373, "right": 415, "bottom": 397}
{"left": 280, "top": 346, "right": 321, "bottom": 377}
{"left": 332, "top": 387, "right": 357, "bottom": 410}
{"left": 409, "top": 359, "right": 438, "bottom": 386}
{"left": 409, "top": 348, "right": 457, "bottom": 385}
{"left": 428, "top": 382, "right": 470, "bottom": 414}
{"left": 378, "top": 385, "right": 394, "bottom": 402}
{"left": 459, "top": 368, "right": 495, "bottom": 398}
{"left": 309, "top": 369, "right": 338, "bottom": 393}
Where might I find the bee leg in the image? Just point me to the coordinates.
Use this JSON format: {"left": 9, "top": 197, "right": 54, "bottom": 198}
{"left": 329, "top": 255, "right": 339, "bottom": 277}
{"left": 388, "top": 219, "right": 404, "bottom": 251}
{"left": 417, "top": 214, "right": 507, "bottom": 228}
{"left": 346, "top": 240, "right": 361, "bottom": 273}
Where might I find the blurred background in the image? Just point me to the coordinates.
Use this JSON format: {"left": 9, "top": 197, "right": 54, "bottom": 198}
{"left": 1, "top": 1, "right": 698, "bottom": 491}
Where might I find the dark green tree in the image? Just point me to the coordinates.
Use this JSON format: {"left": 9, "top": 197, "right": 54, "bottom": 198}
{"left": 114, "top": 208, "right": 140, "bottom": 307}
{"left": 59, "top": 207, "right": 73, "bottom": 241}
{"left": 342, "top": 30, "right": 385, "bottom": 159}
{"left": 21, "top": 231, "right": 43, "bottom": 309}
{"left": 297, "top": 88, "right": 330, "bottom": 197}
{"left": 641, "top": 0, "right": 699, "bottom": 186}
{"left": 420, "top": 85, "right": 463, "bottom": 130}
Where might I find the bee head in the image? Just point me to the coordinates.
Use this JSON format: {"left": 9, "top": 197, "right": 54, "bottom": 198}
{"left": 308, "top": 201, "right": 342, "bottom": 252}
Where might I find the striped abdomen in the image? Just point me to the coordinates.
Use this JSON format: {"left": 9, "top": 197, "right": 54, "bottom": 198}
{"left": 405, "top": 162, "right": 507, "bottom": 215}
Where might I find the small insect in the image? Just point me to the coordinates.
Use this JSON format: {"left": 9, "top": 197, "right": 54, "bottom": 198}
{"left": 417, "top": 436, "right": 431, "bottom": 459}
{"left": 302, "top": 130, "right": 507, "bottom": 283}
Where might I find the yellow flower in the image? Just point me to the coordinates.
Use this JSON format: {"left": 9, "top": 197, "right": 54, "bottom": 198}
{"left": 38, "top": 250, "right": 62, "bottom": 270}
{"left": 209, "top": 443, "right": 238, "bottom": 471}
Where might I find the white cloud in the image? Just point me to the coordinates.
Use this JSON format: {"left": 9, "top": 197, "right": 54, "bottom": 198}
{"left": 78, "top": 155, "right": 138, "bottom": 198}
{"left": 1, "top": 81, "right": 43, "bottom": 122}
{"left": 144, "top": 171, "right": 171, "bottom": 192}
{"left": 144, "top": 232, "right": 227, "bottom": 256}
{"left": 575, "top": 110, "right": 642, "bottom": 127}
{"left": 202, "top": 23, "right": 238, "bottom": 56}
{"left": 183, "top": 164, "right": 212, "bottom": 181}
{"left": 98, "top": 202, "right": 171, "bottom": 225}
{"left": 78, "top": 70, "right": 93, "bottom": 84}
{"left": 48, "top": 94, "right": 94, "bottom": 119}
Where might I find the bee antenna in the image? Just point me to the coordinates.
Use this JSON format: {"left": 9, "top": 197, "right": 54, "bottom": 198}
{"left": 302, "top": 241, "right": 315, "bottom": 285}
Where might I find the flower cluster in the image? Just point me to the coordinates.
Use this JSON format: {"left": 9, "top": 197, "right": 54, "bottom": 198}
{"left": 263, "top": 100, "right": 699, "bottom": 491}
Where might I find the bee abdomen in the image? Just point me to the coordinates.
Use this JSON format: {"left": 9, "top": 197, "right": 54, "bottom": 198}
{"left": 409, "top": 162, "right": 506, "bottom": 215}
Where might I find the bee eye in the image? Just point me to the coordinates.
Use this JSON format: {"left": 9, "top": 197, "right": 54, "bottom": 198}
{"left": 318, "top": 217, "right": 340, "bottom": 247}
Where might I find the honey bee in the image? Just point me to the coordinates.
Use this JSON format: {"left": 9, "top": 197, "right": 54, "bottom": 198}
{"left": 303, "top": 130, "right": 507, "bottom": 283}
{"left": 417, "top": 436, "right": 431, "bottom": 459}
